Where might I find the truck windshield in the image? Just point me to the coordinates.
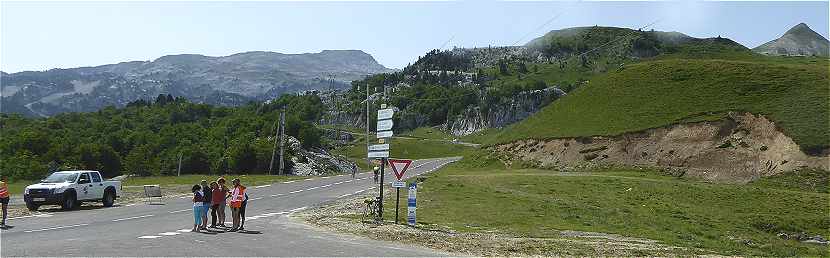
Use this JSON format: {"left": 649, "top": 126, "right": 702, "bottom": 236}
{"left": 42, "top": 172, "right": 78, "bottom": 183}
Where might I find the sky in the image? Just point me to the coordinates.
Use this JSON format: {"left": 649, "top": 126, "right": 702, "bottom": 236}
{"left": 1, "top": 0, "right": 828, "bottom": 73}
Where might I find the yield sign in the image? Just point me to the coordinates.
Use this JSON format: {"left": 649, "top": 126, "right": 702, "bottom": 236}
{"left": 388, "top": 159, "right": 413, "bottom": 181}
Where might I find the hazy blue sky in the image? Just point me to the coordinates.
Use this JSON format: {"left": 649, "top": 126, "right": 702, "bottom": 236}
{"left": 2, "top": 1, "right": 828, "bottom": 73}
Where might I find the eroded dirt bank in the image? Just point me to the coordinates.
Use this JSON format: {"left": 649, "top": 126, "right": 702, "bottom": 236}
{"left": 492, "top": 113, "right": 829, "bottom": 183}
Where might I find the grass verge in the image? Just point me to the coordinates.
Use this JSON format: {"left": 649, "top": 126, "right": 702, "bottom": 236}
{"left": 385, "top": 153, "right": 829, "bottom": 256}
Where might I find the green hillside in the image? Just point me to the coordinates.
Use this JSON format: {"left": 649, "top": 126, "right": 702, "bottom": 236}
{"left": 491, "top": 58, "right": 830, "bottom": 153}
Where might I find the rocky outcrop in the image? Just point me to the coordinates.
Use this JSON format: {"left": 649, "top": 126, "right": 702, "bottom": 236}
{"left": 286, "top": 136, "right": 357, "bottom": 176}
{"left": 492, "top": 113, "right": 829, "bottom": 183}
{"left": 449, "top": 87, "right": 565, "bottom": 136}
{"left": 754, "top": 23, "right": 829, "bottom": 57}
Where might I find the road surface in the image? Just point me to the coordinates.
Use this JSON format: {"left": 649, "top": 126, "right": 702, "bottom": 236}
{"left": 0, "top": 157, "right": 460, "bottom": 257}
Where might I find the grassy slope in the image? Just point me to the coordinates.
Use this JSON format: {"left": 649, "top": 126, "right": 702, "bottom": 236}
{"left": 490, "top": 58, "right": 829, "bottom": 152}
{"left": 387, "top": 154, "right": 829, "bottom": 256}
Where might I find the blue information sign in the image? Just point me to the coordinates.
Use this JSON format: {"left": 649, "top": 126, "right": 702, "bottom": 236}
{"left": 407, "top": 182, "right": 417, "bottom": 226}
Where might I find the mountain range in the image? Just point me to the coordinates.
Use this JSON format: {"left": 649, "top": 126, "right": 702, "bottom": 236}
{"left": 1, "top": 50, "right": 392, "bottom": 117}
{"left": 2, "top": 23, "right": 826, "bottom": 118}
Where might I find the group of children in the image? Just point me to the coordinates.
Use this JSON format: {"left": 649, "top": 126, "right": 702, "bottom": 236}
{"left": 191, "top": 177, "right": 247, "bottom": 232}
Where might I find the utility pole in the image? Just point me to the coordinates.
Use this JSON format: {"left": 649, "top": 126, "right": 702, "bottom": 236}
{"left": 177, "top": 152, "right": 182, "bottom": 176}
{"left": 365, "top": 81, "right": 371, "bottom": 170}
{"left": 278, "top": 108, "right": 286, "bottom": 175}
{"left": 268, "top": 117, "right": 279, "bottom": 175}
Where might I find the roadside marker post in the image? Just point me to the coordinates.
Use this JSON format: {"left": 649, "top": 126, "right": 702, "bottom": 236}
{"left": 388, "top": 159, "right": 413, "bottom": 224}
{"left": 407, "top": 182, "right": 417, "bottom": 226}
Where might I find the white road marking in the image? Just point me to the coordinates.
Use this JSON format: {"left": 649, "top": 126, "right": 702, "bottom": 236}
{"left": 8, "top": 213, "right": 53, "bottom": 220}
{"left": 338, "top": 193, "right": 352, "bottom": 198}
{"left": 138, "top": 235, "right": 163, "bottom": 239}
{"left": 159, "top": 232, "right": 180, "bottom": 236}
{"left": 112, "top": 214, "right": 154, "bottom": 222}
{"left": 125, "top": 204, "right": 137, "bottom": 207}
{"left": 303, "top": 178, "right": 314, "bottom": 181}
{"left": 289, "top": 207, "right": 307, "bottom": 212}
{"left": 254, "top": 184, "right": 271, "bottom": 188}
{"left": 332, "top": 181, "right": 344, "bottom": 185}
{"left": 320, "top": 184, "right": 333, "bottom": 188}
{"left": 179, "top": 196, "right": 189, "bottom": 199}
{"left": 250, "top": 197, "right": 263, "bottom": 201}
{"left": 271, "top": 194, "right": 284, "bottom": 197}
{"left": 354, "top": 190, "right": 366, "bottom": 194}
{"left": 177, "top": 229, "right": 192, "bottom": 233}
{"left": 169, "top": 209, "right": 190, "bottom": 214}
{"left": 288, "top": 189, "right": 304, "bottom": 194}
{"left": 321, "top": 176, "right": 330, "bottom": 179}
{"left": 25, "top": 223, "right": 89, "bottom": 233}
{"left": 283, "top": 180, "right": 296, "bottom": 184}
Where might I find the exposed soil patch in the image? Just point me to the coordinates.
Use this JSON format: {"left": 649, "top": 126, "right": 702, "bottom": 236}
{"left": 294, "top": 189, "right": 700, "bottom": 256}
{"left": 492, "top": 113, "right": 829, "bottom": 183}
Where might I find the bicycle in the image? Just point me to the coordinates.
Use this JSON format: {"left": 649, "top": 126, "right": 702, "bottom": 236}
{"left": 362, "top": 197, "right": 381, "bottom": 222}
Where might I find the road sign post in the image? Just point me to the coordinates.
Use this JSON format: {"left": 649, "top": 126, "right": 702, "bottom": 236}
{"left": 388, "top": 159, "right": 412, "bottom": 224}
{"left": 370, "top": 106, "right": 395, "bottom": 222}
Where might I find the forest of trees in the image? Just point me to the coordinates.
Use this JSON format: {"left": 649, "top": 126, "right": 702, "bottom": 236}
{"left": 0, "top": 93, "right": 325, "bottom": 181}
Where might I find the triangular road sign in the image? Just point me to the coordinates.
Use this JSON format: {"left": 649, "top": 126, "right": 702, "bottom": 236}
{"left": 388, "top": 159, "right": 413, "bottom": 181}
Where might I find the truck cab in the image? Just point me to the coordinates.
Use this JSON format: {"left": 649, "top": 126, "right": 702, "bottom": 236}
{"left": 24, "top": 170, "right": 122, "bottom": 211}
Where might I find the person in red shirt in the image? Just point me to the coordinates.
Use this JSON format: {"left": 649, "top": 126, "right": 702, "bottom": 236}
{"left": 0, "top": 175, "right": 9, "bottom": 228}
{"left": 216, "top": 177, "right": 230, "bottom": 227}
{"left": 209, "top": 182, "right": 223, "bottom": 228}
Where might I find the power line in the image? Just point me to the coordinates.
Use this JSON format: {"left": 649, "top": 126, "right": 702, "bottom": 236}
{"left": 511, "top": 11, "right": 563, "bottom": 46}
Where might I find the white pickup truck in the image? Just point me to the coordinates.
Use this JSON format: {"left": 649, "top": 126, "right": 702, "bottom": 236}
{"left": 23, "top": 170, "right": 122, "bottom": 211}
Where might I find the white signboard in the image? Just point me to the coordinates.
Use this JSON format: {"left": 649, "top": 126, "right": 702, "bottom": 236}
{"left": 367, "top": 151, "right": 389, "bottom": 158}
{"left": 377, "top": 119, "right": 393, "bottom": 131}
{"left": 368, "top": 144, "right": 390, "bottom": 151}
{"left": 391, "top": 181, "right": 406, "bottom": 188}
{"left": 377, "top": 130, "right": 393, "bottom": 139}
{"left": 377, "top": 108, "right": 394, "bottom": 120}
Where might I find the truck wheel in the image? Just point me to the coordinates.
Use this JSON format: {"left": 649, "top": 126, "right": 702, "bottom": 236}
{"left": 102, "top": 190, "right": 115, "bottom": 207}
{"left": 26, "top": 202, "right": 40, "bottom": 211}
{"left": 62, "top": 191, "right": 77, "bottom": 210}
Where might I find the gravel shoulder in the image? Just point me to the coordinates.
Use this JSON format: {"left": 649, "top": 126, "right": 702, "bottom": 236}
{"left": 294, "top": 188, "right": 704, "bottom": 256}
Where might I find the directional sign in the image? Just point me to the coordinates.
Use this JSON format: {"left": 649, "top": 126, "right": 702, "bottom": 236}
{"left": 368, "top": 144, "right": 390, "bottom": 151}
{"left": 377, "top": 130, "right": 393, "bottom": 139}
{"left": 407, "top": 182, "right": 417, "bottom": 226}
{"left": 377, "top": 108, "right": 394, "bottom": 120}
{"left": 377, "top": 119, "right": 393, "bottom": 131}
{"left": 391, "top": 181, "right": 406, "bottom": 188}
{"left": 367, "top": 151, "right": 389, "bottom": 158}
{"left": 388, "top": 159, "right": 413, "bottom": 181}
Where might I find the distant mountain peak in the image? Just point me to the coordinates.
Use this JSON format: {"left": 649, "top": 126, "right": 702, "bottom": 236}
{"left": 753, "top": 23, "right": 829, "bottom": 57}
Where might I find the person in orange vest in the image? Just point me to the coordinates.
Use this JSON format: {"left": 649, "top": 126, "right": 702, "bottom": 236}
{"left": 0, "top": 174, "right": 9, "bottom": 228}
{"left": 228, "top": 178, "right": 246, "bottom": 232}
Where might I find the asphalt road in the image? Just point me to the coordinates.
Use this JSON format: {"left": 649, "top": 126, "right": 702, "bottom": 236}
{"left": 0, "top": 157, "right": 460, "bottom": 257}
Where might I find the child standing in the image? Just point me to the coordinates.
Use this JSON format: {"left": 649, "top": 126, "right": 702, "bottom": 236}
{"left": 191, "top": 184, "right": 204, "bottom": 232}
